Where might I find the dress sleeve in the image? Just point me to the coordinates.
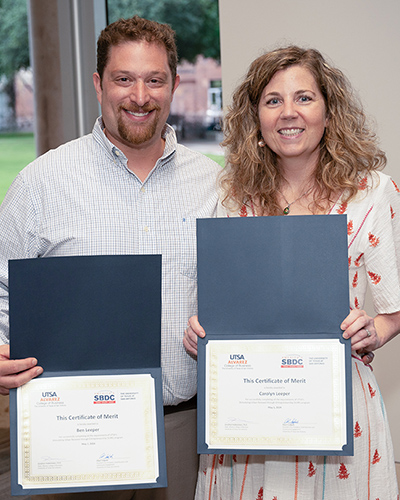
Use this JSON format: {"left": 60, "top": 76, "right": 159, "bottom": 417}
{"left": 364, "top": 175, "right": 400, "bottom": 314}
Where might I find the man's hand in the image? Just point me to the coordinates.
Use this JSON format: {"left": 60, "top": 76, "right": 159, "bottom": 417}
{"left": 0, "top": 345, "right": 43, "bottom": 395}
{"left": 183, "top": 315, "right": 205, "bottom": 358}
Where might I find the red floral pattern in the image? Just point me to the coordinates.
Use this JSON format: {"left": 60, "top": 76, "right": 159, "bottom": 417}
{"left": 368, "top": 382, "right": 376, "bottom": 398}
{"left": 337, "top": 202, "right": 348, "bottom": 214}
{"left": 368, "top": 233, "right": 380, "bottom": 247}
{"left": 337, "top": 463, "right": 350, "bottom": 479}
{"left": 354, "top": 253, "right": 364, "bottom": 267}
{"left": 368, "top": 271, "right": 382, "bottom": 285}
{"left": 359, "top": 177, "right": 368, "bottom": 190}
{"left": 347, "top": 220, "right": 354, "bottom": 235}
{"left": 239, "top": 205, "right": 248, "bottom": 217}
{"left": 372, "top": 449, "right": 381, "bottom": 464}
{"left": 308, "top": 461, "right": 317, "bottom": 477}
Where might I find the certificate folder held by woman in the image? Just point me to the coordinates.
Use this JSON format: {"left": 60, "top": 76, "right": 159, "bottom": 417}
{"left": 196, "top": 214, "right": 353, "bottom": 456}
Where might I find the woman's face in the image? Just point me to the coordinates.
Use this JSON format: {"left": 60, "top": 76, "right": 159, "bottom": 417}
{"left": 258, "top": 65, "right": 328, "bottom": 169}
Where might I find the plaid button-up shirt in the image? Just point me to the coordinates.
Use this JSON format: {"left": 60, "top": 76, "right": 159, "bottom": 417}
{"left": 0, "top": 117, "right": 220, "bottom": 405}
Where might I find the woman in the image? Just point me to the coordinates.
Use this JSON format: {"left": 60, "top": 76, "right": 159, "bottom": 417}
{"left": 184, "top": 46, "right": 400, "bottom": 499}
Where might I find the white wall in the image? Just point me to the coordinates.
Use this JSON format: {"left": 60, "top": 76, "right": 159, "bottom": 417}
{"left": 219, "top": 0, "right": 400, "bottom": 459}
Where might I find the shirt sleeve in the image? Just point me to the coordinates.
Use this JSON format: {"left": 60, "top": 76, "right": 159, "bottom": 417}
{"left": 0, "top": 173, "right": 38, "bottom": 344}
{"left": 364, "top": 175, "right": 400, "bottom": 314}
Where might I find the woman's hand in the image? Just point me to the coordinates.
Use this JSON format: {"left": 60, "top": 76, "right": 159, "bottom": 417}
{"left": 341, "top": 309, "right": 400, "bottom": 366}
{"left": 183, "top": 315, "right": 206, "bottom": 358}
{"left": 341, "top": 309, "right": 381, "bottom": 357}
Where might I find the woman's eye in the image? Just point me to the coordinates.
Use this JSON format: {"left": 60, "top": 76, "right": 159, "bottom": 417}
{"left": 267, "top": 98, "right": 280, "bottom": 105}
{"left": 298, "top": 95, "right": 311, "bottom": 103}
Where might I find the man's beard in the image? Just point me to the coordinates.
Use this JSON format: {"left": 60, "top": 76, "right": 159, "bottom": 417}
{"left": 117, "top": 104, "right": 161, "bottom": 146}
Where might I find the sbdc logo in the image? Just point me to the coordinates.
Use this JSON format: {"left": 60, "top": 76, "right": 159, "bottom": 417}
{"left": 281, "top": 356, "right": 304, "bottom": 368}
{"left": 93, "top": 391, "right": 116, "bottom": 404}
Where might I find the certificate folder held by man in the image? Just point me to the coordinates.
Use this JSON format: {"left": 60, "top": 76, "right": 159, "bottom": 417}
{"left": 196, "top": 215, "right": 353, "bottom": 456}
{"left": 8, "top": 255, "right": 167, "bottom": 495}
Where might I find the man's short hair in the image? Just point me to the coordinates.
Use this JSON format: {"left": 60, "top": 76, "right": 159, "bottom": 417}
{"left": 97, "top": 15, "right": 178, "bottom": 83}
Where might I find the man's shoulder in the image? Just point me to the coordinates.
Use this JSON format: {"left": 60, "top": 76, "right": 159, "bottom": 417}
{"left": 22, "top": 133, "right": 98, "bottom": 176}
{"left": 174, "top": 142, "right": 222, "bottom": 172}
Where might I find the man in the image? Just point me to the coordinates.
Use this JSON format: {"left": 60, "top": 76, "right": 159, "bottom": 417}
{"left": 0, "top": 16, "right": 220, "bottom": 499}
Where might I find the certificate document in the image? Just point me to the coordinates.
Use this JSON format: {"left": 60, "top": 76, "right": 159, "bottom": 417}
{"left": 205, "top": 338, "right": 347, "bottom": 452}
{"left": 17, "top": 373, "right": 159, "bottom": 489}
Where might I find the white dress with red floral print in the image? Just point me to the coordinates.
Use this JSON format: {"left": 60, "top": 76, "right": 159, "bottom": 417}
{"left": 195, "top": 171, "right": 400, "bottom": 500}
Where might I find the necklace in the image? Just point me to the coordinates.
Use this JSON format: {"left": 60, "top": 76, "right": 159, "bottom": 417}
{"left": 278, "top": 187, "right": 313, "bottom": 215}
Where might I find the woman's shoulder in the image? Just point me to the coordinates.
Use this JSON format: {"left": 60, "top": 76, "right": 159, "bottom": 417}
{"left": 343, "top": 171, "right": 398, "bottom": 208}
{"left": 334, "top": 170, "right": 399, "bottom": 222}
{"left": 359, "top": 171, "right": 400, "bottom": 194}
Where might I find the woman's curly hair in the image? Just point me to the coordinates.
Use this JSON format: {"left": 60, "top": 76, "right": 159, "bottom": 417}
{"left": 220, "top": 46, "right": 386, "bottom": 214}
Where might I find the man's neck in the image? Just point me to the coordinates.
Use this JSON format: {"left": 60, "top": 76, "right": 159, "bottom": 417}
{"left": 104, "top": 127, "right": 166, "bottom": 182}
{"left": 124, "top": 138, "right": 166, "bottom": 182}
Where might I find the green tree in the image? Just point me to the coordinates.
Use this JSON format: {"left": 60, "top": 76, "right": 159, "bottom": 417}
{"left": 0, "top": 0, "right": 30, "bottom": 128}
{"left": 107, "top": 0, "right": 220, "bottom": 62}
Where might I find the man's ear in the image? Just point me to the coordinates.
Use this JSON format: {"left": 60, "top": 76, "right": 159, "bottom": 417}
{"left": 93, "top": 72, "right": 102, "bottom": 104}
{"left": 171, "top": 75, "right": 180, "bottom": 99}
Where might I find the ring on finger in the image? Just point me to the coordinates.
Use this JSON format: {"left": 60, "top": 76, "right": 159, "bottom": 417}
{"left": 365, "top": 328, "right": 372, "bottom": 337}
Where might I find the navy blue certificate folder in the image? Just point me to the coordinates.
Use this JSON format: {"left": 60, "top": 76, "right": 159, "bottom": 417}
{"left": 8, "top": 255, "right": 167, "bottom": 495}
{"left": 197, "top": 215, "right": 353, "bottom": 456}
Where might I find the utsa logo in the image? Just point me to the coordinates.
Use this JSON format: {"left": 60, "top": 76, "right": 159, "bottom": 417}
{"left": 40, "top": 391, "right": 60, "bottom": 402}
{"left": 228, "top": 354, "right": 247, "bottom": 365}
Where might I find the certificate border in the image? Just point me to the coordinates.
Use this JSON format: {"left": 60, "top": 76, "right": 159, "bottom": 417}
{"left": 197, "top": 333, "right": 353, "bottom": 456}
{"left": 10, "top": 368, "right": 167, "bottom": 496}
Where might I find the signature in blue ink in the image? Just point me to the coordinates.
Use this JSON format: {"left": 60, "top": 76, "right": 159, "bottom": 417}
{"left": 99, "top": 453, "right": 114, "bottom": 460}
{"left": 284, "top": 418, "right": 299, "bottom": 425}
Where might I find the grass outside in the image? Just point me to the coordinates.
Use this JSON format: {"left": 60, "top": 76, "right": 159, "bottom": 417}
{"left": 206, "top": 153, "right": 225, "bottom": 168}
{"left": 0, "top": 133, "right": 36, "bottom": 202}
{"left": 0, "top": 133, "right": 224, "bottom": 204}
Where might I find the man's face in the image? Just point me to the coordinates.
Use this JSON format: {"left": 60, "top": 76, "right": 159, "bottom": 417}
{"left": 93, "top": 40, "right": 179, "bottom": 152}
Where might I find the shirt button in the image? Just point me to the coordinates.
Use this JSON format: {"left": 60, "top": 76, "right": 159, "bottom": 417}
{"left": 140, "top": 187, "right": 146, "bottom": 193}
{"left": 144, "top": 226, "right": 149, "bottom": 233}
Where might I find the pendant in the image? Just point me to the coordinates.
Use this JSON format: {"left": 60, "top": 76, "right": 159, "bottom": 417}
{"left": 283, "top": 206, "right": 290, "bottom": 215}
